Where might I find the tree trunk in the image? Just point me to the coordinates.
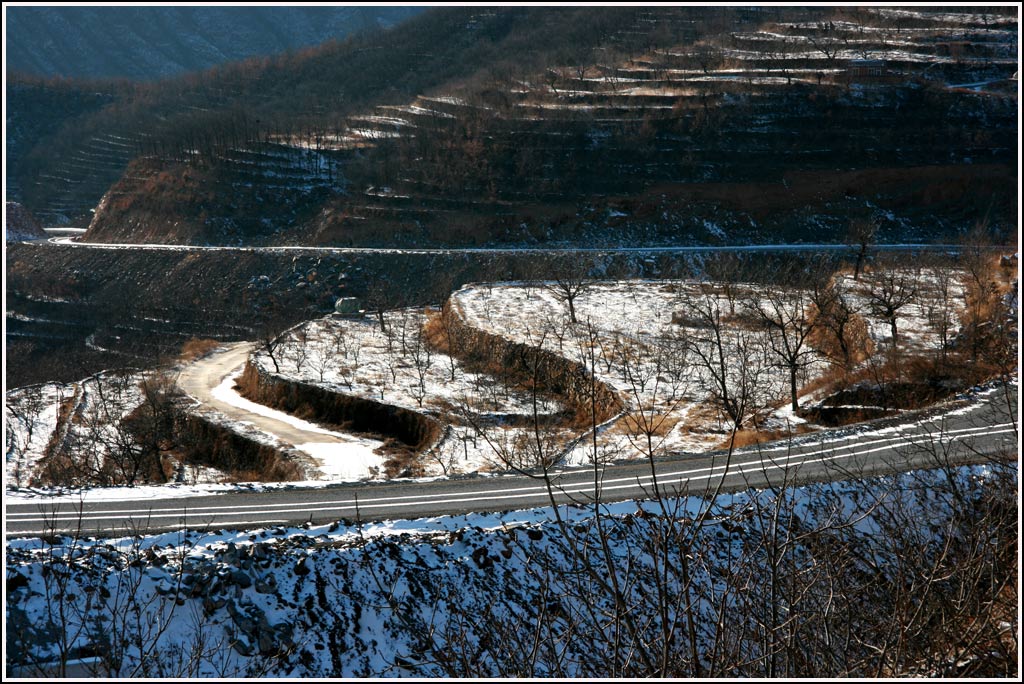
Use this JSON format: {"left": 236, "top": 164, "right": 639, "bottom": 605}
{"left": 790, "top": 366, "right": 800, "bottom": 413}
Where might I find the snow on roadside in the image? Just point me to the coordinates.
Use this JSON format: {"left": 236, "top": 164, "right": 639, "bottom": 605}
{"left": 207, "top": 368, "right": 388, "bottom": 482}
{"left": 6, "top": 460, "right": 1014, "bottom": 677}
{"left": 295, "top": 442, "right": 387, "bottom": 480}
{"left": 4, "top": 383, "right": 66, "bottom": 488}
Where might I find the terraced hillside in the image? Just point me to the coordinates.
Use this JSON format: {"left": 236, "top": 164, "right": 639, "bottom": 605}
{"left": 80, "top": 6, "right": 1019, "bottom": 247}
{"left": 12, "top": 6, "right": 682, "bottom": 227}
{"left": 315, "top": 8, "right": 1018, "bottom": 247}
{"left": 4, "top": 77, "right": 125, "bottom": 217}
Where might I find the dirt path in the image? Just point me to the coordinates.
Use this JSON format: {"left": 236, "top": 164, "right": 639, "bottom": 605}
{"left": 176, "top": 342, "right": 351, "bottom": 448}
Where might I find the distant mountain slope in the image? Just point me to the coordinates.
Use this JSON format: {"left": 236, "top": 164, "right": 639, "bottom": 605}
{"left": 4, "top": 202, "right": 46, "bottom": 242}
{"left": 10, "top": 6, "right": 662, "bottom": 225}
{"left": 9, "top": 6, "right": 1018, "bottom": 244}
{"left": 84, "top": 6, "right": 1018, "bottom": 247}
{"left": 5, "top": 6, "right": 423, "bottom": 81}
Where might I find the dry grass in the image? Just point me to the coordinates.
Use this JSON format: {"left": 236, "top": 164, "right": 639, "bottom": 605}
{"left": 609, "top": 411, "right": 682, "bottom": 438}
{"left": 179, "top": 337, "right": 221, "bottom": 362}
{"left": 679, "top": 404, "right": 730, "bottom": 434}
{"left": 420, "top": 312, "right": 453, "bottom": 353}
{"left": 718, "top": 424, "right": 815, "bottom": 450}
{"left": 380, "top": 440, "right": 427, "bottom": 478}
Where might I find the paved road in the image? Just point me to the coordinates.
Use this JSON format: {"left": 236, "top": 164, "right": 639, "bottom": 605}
{"left": 6, "top": 236, "right": 1014, "bottom": 537}
{"left": 26, "top": 235, "right": 968, "bottom": 256}
{"left": 5, "top": 390, "right": 1016, "bottom": 537}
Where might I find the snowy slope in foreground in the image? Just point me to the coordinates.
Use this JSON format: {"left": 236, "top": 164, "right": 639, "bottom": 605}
{"left": 6, "top": 462, "right": 1015, "bottom": 677}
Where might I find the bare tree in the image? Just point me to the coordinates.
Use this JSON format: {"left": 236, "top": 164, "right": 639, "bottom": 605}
{"left": 364, "top": 278, "right": 398, "bottom": 335}
{"left": 693, "top": 41, "right": 723, "bottom": 74}
{"left": 920, "top": 257, "right": 959, "bottom": 365}
{"left": 847, "top": 216, "right": 877, "bottom": 281}
{"left": 309, "top": 331, "right": 333, "bottom": 383}
{"left": 745, "top": 280, "right": 818, "bottom": 413}
{"left": 257, "top": 325, "right": 285, "bottom": 375}
{"left": 289, "top": 326, "right": 310, "bottom": 374}
{"left": 863, "top": 259, "right": 919, "bottom": 353}
{"left": 684, "top": 283, "right": 772, "bottom": 431}
{"left": 408, "top": 325, "right": 433, "bottom": 409}
{"left": 957, "top": 225, "right": 1008, "bottom": 365}
{"left": 702, "top": 253, "right": 743, "bottom": 316}
{"left": 544, "top": 253, "right": 594, "bottom": 324}
{"left": 806, "top": 20, "right": 843, "bottom": 66}
{"left": 326, "top": 322, "right": 357, "bottom": 388}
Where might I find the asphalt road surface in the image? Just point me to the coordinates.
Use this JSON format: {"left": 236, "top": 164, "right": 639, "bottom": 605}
{"left": 6, "top": 236, "right": 1015, "bottom": 538}
{"left": 6, "top": 388, "right": 1016, "bottom": 538}
{"left": 28, "top": 234, "right": 967, "bottom": 256}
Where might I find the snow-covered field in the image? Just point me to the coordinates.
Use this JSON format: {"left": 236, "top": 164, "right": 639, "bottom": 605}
{"left": 835, "top": 268, "right": 966, "bottom": 352}
{"left": 5, "top": 382, "right": 67, "bottom": 489}
{"left": 456, "top": 281, "right": 814, "bottom": 452}
{"left": 259, "top": 272, "right": 969, "bottom": 482}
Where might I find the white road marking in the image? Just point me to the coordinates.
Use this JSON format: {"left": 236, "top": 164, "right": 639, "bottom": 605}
{"left": 7, "top": 424, "right": 1013, "bottom": 531}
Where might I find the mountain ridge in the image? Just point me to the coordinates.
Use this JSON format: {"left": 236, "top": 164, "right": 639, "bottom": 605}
{"left": 5, "top": 6, "right": 424, "bottom": 81}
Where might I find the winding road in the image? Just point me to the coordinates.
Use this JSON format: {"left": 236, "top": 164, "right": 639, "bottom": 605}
{"left": 5, "top": 236, "right": 1017, "bottom": 538}
{"left": 176, "top": 342, "right": 374, "bottom": 451}
{"left": 5, "top": 361, "right": 1016, "bottom": 537}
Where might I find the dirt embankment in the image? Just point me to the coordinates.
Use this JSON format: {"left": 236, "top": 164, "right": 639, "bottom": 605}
{"left": 176, "top": 412, "right": 306, "bottom": 482}
{"left": 235, "top": 361, "right": 443, "bottom": 459}
{"left": 439, "top": 298, "right": 624, "bottom": 426}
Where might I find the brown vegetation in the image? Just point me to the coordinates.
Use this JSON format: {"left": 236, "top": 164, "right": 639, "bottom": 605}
{"left": 436, "top": 301, "right": 623, "bottom": 427}
{"left": 235, "top": 360, "right": 443, "bottom": 476}
{"left": 178, "top": 338, "right": 222, "bottom": 363}
{"left": 718, "top": 423, "right": 816, "bottom": 450}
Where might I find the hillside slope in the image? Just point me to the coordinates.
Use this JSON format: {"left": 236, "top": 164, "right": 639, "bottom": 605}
{"left": 5, "top": 6, "right": 423, "bottom": 81}
{"left": 10, "top": 6, "right": 753, "bottom": 226}
{"left": 9, "top": 7, "right": 1018, "bottom": 244}
{"left": 4, "top": 202, "right": 46, "bottom": 242}
{"left": 83, "top": 6, "right": 1018, "bottom": 247}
